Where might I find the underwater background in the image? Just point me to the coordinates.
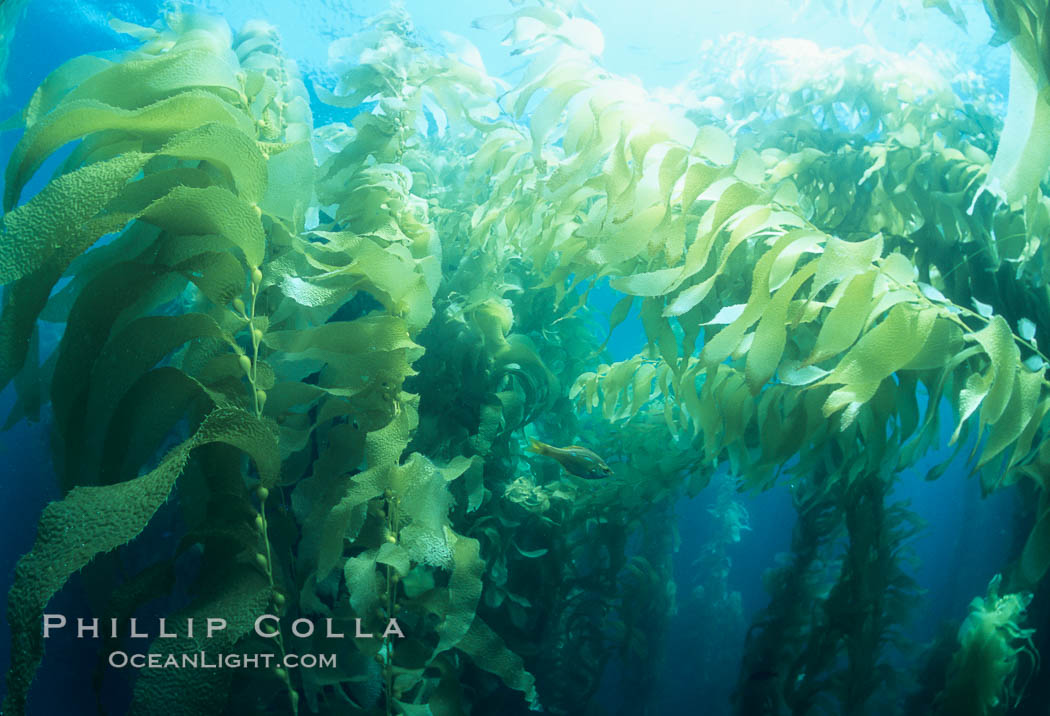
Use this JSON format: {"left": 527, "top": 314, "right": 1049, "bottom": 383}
{"left": 1, "top": 0, "right": 1049, "bottom": 714}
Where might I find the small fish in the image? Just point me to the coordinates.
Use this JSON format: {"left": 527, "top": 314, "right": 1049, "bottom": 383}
{"left": 527, "top": 439, "right": 612, "bottom": 479}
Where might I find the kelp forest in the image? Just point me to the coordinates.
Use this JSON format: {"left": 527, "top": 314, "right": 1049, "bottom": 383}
{"left": 2, "top": 0, "right": 1050, "bottom": 714}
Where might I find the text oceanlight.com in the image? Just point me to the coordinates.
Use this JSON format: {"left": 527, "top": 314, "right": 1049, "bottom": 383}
{"left": 107, "top": 652, "right": 337, "bottom": 670}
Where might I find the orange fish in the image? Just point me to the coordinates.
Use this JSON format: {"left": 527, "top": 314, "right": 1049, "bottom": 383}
{"left": 527, "top": 439, "right": 612, "bottom": 479}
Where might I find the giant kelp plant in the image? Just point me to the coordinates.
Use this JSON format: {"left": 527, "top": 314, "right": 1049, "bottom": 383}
{"left": 2, "top": 0, "right": 1050, "bottom": 714}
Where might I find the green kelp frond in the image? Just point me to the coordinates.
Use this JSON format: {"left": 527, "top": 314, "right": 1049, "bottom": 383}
{"left": 130, "top": 564, "right": 273, "bottom": 716}
{"left": 4, "top": 84, "right": 251, "bottom": 213}
{"left": 936, "top": 574, "right": 1038, "bottom": 715}
{"left": 529, "top": 16, "right": 1050, "bottom": 500}
{"left": 0, "top": 22, "right": 270, "bottom": 392}
{"left": 981, "top": 0, "right": 1050, "bottom": 204}
{"left": 343, "top": 5, "right": 1048, "bottom": 707}
{"left": 0, "top": 10, "right": 326, "bottom": 714}
{"left": 436, "top": 13, "right": 1050, "bottom": 712}
{"left": 3, "top": 408, "right": 278, "bottom": 716}
{"left": 679, "top": 35, "right": 1007, "bottom": 312}
{"left": 293, "top": 395, "right": 540, "bottom": 709}
{"left": 289, "top": 228, "right": 437, "bottom": 334}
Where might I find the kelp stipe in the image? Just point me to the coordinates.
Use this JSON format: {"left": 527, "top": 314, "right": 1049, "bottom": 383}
{"left": 0, "top": 8, "right": 330, "bottom": 714}
{"left": 0, "top": 9, "right": 301, "bottom": 713}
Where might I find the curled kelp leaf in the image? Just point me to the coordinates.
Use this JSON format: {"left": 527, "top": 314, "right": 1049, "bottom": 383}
{"left": 0, "top": 151, "right": 150, "bottom": 283}
{"left": 49, "top": 45, "right": 240, "bottom": 117}
{"left": 4, "top": 91, "right": 254, "bottom": 210}
{"left": 456, "top": 617, "right": 541, "bottom": 710}
{"left": 67, "top": 313, "right": 237, "bottom": 488}
{"left": 130, "top": 565, "right": 273, "bottom": 716}
{"left": 312, "top": 398, "right": 419, "bottom": 580}
{"left": 430, "top": 534, "right": 484, "bottom": 657}
{"left": 3, "top": 408, "right": 278, "bottom": 716}
{"left": 981, "top": 1, "right": 1050, "bottom": 204}
{"left": 0, "top": 120, "right": 267, "bottom": 395}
